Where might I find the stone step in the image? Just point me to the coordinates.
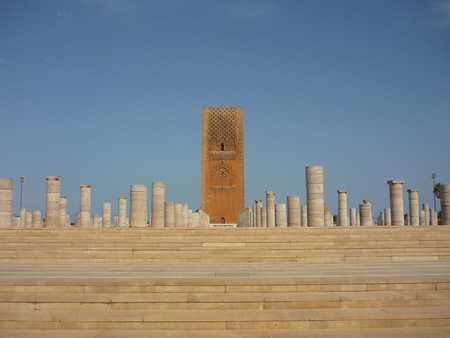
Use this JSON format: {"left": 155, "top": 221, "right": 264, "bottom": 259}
{"left": 1, "top": 327, "right": 450, "bottom": 337}
{"left": 1, "top": 307, "right": 450, "bottom": 330}
{"left": 1, "top": 290, "right": 449, "bottom": 311}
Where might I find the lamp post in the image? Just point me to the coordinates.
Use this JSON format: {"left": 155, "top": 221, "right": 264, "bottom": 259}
{"left": 431, "top": 172, "right": 436, "bottom": 211}
{"left": 20, "top": 176, "right": 25, "bottom": 209}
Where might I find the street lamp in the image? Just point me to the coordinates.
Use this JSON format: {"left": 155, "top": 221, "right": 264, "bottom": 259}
{"left": 431, "top": 172, "right": 436, "bottom": 211}
{"left": 20, "top": 176, "right": 25, "bottom": 209}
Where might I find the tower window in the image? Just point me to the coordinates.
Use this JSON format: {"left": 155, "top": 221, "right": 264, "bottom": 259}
{"left": 221, "top": 143, "right": 225, "bottom": 151}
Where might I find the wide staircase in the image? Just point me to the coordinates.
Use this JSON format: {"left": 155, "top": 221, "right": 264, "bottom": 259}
{"left": 0, "top": 226, "right": 450, "bottom": 337}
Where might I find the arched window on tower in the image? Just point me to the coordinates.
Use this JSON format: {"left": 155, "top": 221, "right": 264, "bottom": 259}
{"left": 221, "top": 217, "right": 226, "bottom": 224}
{"left": 221, "top": 143, "right": 225, "bottom": 151}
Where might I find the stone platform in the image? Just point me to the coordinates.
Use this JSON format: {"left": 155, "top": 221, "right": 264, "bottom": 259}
{"left": 0, "top": 226, "right": 450, "bottom": 336}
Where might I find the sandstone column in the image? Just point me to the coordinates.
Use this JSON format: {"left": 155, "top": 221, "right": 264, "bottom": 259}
{"left": 407, "top": 189, "right": 419, "bottom": 226}
{"left": 165, "top": 201, "right": 175, "bottom": 228}
{"left": 60, "top": 196, "right": 67, "bottom": 228}
{"left": 258, "top": 207, "right": 265, "bottom": 227}
{"left": 440, "top": 184, "right": 450, "bottom": 225}
{"left": 175, "top": 204, "right": 183, "bottom": 227}
{"left": 92, "top": 214, "right": 100, "bottom": 228}
{"left": 118, "top": 197, "right": 128, "bottom": 227}
{"left": 102, "top": 203, "right": 111, "bottom": 228}
{"left": 301, "top": 205, "right": 308, "bottom": 227}
{"left": 387, "top": 180, "right": 405, "bottom": 226}
{"left": 350, "top": 208, "right": 357, "bottom": 226}
{"left": 337, "top": 190, "right": 348, "bottom": 227}
{"left": 151, "top": 182, "right": 165, "bottom": 228}
{"left": 130, "top": 184, "right": 147, "bottom": 227}
{"left": 360, "top": 203, "right": 372, "bottom": 226}
{"left": 266, "top": 191, "right": 276, "bottom": 227}
{"left": 45, "top": 176, "right": 62, "bottom": 228}
{"left": 255, "top": 200, "right": 262, "bottom": 227}
{"left": 20, "top": 207, "right": 26, "bottom": 228}
{"left": 79, "top": 183, "right": 92, "bottom": 228}
{"left": 182, "top": 204, "right": 188, "bottom": 227}
{"left": 0, "top": 178, "right": 14, "bottom": 228}
{"left": 384, "top": 208, "right": 391, "bottom": 226}
{"left": 275, "top": 203, "right": 287, "bottom": 227}
{"left": 32, "top": 210, "right": 42, "bottom": 228}
{"left": 306, "top": 166, "right": 324, "bottom": 227}
{"left": 287, "top": 196, "right": 301, "bottom": 227}
{"left": 423, "top": 204, "right": 430, "bottom": 226}
{"left": 430, "top": 208, "right": 437, "bottom": 226}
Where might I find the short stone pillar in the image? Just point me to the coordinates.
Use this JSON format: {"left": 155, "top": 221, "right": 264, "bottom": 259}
{"left": 337, "top": 190, "right": 348, "bottom": 227}
{"left": 32, "top": 210, "right": 43, "bottom": 228}
{"left": 306, "top": 166, "right": 324, "bottom": 227}
{"left": 60, "top": 196, "right": 67, "bottom": 228}
{"left": 130, "top": 184, "right": 147, "bottom": 227}
{"left": 430, "top": 208, "right": 437, "bottom": 226}
{"left": 175, "top": 204, "right": 183, "bottom": 227}
{"left": 387, "top": 180, "right": 405, "bottom": 226}
{"left": 349, "top": 208, "right": 357, "bottom": 226}
{"left": 423, "top": 204, "right": 430, "bottom": 226}
{"left": 79, "top": 183, "right": 92, "bottom": 228}
{"left": 45, "top": 176, "right": 62, "bottom": 228}
{"left": 275, "top": 203, "right": 287, "bottom": 227}
{"left": 255, "top": 200, "right": 262, "bottom": 227}
{"left": 261, "top": 207, "right": 267, "bottom": 227}
{"left": 20, "top": 207, "right": 26, "bottom": 228}
{"left": 301, "top": 205, "right": 308, "bottom": 227}
{"left": 118, "top": 197, "right": 128, "bottom": 227}
{"left": 360, "top": 203, "right": 372, "bottom": 226}
{"left": 407, "top": 189, "right": 419, "bottom": 226}
{"left": 151, "top": 182, "right": 165, "bottom": 228}
{"left": 324, "top": 211, "right": 332, "bottom": 227}
{"left": 92, "top": 214, "right": 100, "bottom": 228}
{"left": 266, "top": 191, "right": 276, "bottom": 227}
{"left": 25, "top": 212, "right": 32, "bottom": 228}
{"left": 102, "top": 203, "right": 111, "bottom": 228}
{"left": 182, "top": 204, "right": 188, "bottom": 227}
{"left": 384, "top": 208, "right": 391, "bottom": 226}
{"left": 440, "top": 184, "right": 450, "bottom": 225}
{"left": 287, "top": 196, "right": 301, "bottom": 227}
{"left": 165, "top": 201, "right": 175, "bottom": 228}
{"left": 0, "top": 178, "right": 14, "bottom": 228}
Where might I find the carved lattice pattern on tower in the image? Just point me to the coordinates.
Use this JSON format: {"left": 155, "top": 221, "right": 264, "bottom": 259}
{"left": 208, "top": 107, "right": 237, "bottom": 147}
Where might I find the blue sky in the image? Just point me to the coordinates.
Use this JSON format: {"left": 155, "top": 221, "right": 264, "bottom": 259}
{"left": 1, "top": 0, "right": 449, "bottom": 221}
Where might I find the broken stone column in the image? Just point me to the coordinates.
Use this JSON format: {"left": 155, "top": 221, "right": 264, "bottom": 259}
{"left": 92, "top": 214, "right": 100, "bottom": 228}
{"left": 60, "top": 196, "right": 67, "bottom": 228}
{"left": 261, "top": 207, "right": 267, "bottom": 227}
{"left": 430, "top": 208, "right": 437, "bottom": 226}
{"left": 32, "top": 210, "right": 42, "bottom": 228}
{"left": 360, "top": 203, "right": 372, "bottom": 226}
{"left": 423, "top": 204, "right": 430, "bottom": 226}
{"left": 337, "top": 190, "right": 348, "bottom": 227}
{"left": 350, "top": 208, "right": 357, "bottom": 226}
{"left": 301, "top": 205, "right": 308, "bottom": 227}
{"left": 287, "top": 196, "right": 301, "bottom": 227}
{"left": 20, "top": 207, "right": 26, "bottom": 228}
{"left": 118, "top": 197, "right": 128, "bottom": 227}
{"left": 130, "top": 184, "right": 147, "bottom": 227}
{"left": 175, "top": 204, "right": 183, "bottom": 227}
{"left": 306, "top": 166, "right": 324, "bottom": 227}
{"left": 25, "top": 212, "right": 32, "bottom": 228}
{"left": 255, "top": 200, "right": 262, "bottom": 227}
{"left": 387, "top": 180, "right": 405, "bottom": 226}
{"left": 182, "top": 204, "right": 188, "bottom": 227}
{"left": 440, "top": 184, "right": 450, "bottom": 225}
{"left": 151, "top": 182, "right": 165, "bottom": 228}
{"left": 407, "top": 189, "right": 419, "bottom": 226}
{"left": 266, "top": 191, "right": 276, "bottom": 227}
{"left": 275, "top": 203, "right": 287, "bottom": 227}
{"left": 79, "top": 183, "right": 92, "bottom": 228}
{"left": 165, "top": 201, "right": 175, "bottom": 228}
{"left": 102, "top": 203, "right": 111, "bottom": 228}
{"left": 384, "top": 208, "right": 391, "bottom": 226}
{"left": 45, "top": 176, "right": 62, "bottom": 228}
{"left": 324, "top": 211, "right": 332, "bottom": 227}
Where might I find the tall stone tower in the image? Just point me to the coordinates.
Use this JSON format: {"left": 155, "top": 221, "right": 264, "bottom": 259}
{"left": 201, "top": 107, "right": 245, "bottom": 224}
